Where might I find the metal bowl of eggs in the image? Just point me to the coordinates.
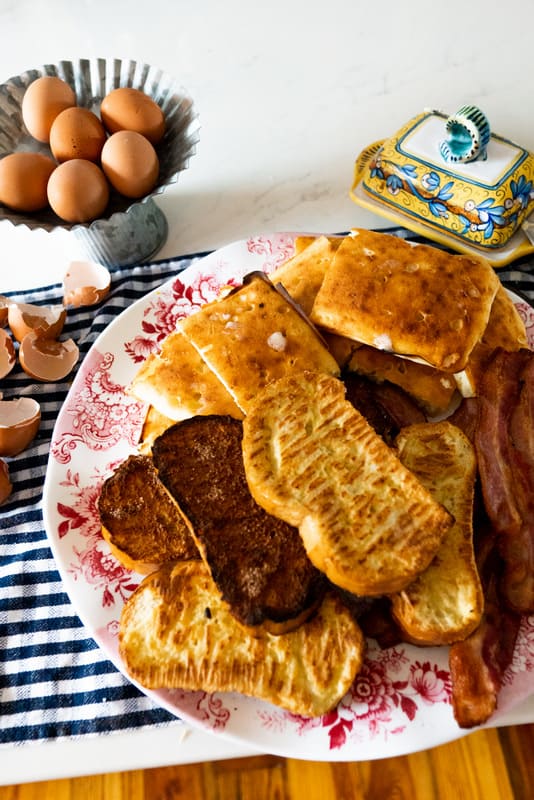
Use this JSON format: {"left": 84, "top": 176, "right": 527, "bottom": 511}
{"left": 0, "top": 58, "right": 199, "bottom": 267}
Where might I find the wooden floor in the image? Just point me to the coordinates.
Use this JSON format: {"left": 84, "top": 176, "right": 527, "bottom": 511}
{"left": 1, "top": 725, "right": 532, "bottom": 799}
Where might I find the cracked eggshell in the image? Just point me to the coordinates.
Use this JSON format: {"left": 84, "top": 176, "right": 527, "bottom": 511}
{"left": 0, "top": 329, "right": 16, "bottom": 378}
{"left": 19, "top": 333, "right": 79, "bottom": 382}
{"left": 0, "top": 397, "right": 41, "bottom": 456}
{"left": 0, "top": 296, "right": 10, "bottom": 327}
{"left": 63, "top": 261, "right": 111, "bottom": 307}
{"left": 8, "top": 301, "right": 67, "bottom": 343}
{"left": 0, "top": 458, "right": 12, "bottom": 504}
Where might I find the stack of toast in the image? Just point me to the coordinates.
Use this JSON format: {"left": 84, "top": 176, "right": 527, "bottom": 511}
{"left": 99, "top": 228, "right": 529, "bottom": 721}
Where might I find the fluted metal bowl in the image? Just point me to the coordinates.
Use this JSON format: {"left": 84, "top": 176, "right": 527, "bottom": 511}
{"left": 0, "top": 58, "right": 200, "bottom": 266}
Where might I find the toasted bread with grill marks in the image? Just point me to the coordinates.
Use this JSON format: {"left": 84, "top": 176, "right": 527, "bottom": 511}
{"left": 390, "top": 421, "right": 484, "bottom": 645}
{"left": 98, "top": 454, "right": 199, "bottom": 573}
{"left": 119, "top": 560, "right": 365, "bottom": 718}
{"left": 151, "top": 415, "right": 326, "bottom": 633}
{"left": 242, "top": 371, "right": 453, "bottom": 596}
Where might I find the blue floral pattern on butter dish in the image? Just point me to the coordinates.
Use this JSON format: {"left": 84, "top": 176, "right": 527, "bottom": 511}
{"left": 365, "top": 148, "right": 534, "bottom": 248}
{"left": 354, "top": 110, "right": 534, "bottom": 250}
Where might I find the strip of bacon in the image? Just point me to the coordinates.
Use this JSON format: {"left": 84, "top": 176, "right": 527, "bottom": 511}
{"left": 449, "top": 525, "right": 522, "bottom": 728}
{"left": 474, "top": 348, "right": 534, "bottom": 614}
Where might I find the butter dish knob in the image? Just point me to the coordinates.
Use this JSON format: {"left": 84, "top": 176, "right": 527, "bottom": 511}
{"left": 439, "top": 105, "right": 491, "bottom": 164}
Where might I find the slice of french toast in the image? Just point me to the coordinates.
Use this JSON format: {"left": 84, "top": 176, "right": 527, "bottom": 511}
{"left": 242, "top": 371, "right": 453, "bottom": 596}
{"left": 119, "top": 560, "right": 366, "bottom": 718}
{"left": 179, "top": 272, "right": 340, "bottom": 414}
{"left": 128, "top": 327, "right": 244, "bottom": 422}
{"left": 390, "top": 421, "right": 484, "bottom": 645}
{"left": 98, "top": 454, "right": 199, "bottom": 573}
{"left": 151, "top": 415, "right": 326, "bottom": 634}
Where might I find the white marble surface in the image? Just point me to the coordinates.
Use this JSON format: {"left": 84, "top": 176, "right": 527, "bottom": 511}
{"left": 2, "top": 0, "right": 534, "bottom": 290}
{"left": 1, "top": 0, "right": 533, "bottom": 780}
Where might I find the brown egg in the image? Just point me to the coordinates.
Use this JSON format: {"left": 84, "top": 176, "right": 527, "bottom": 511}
{"left": 101, "top": 131, "right": 159, "bottom": 198}
{"left": 47, "top": 159, "right": 109, "bottom": 222}
{"left": 50, "top": 107, "right": 107, "bottom": 163}
{"left": 100, "top": 87, "right": 165, "bottom": 144}
{"left": 0, "top": 153, "right": 56, "bottom": 212}
{"left": 0, "top": 397, "right": 41, "bottom": 456}
{"left": 21, "top": 75, "right": 76, "bottom": 143}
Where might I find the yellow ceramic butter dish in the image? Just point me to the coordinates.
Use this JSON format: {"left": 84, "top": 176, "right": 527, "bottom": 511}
{"left": 351, "top": 106, "right": 534, "bottom": 266}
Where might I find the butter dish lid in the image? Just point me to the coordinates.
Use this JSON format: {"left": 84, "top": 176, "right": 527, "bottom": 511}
{"left": 351, "top": 107, "right": 534, "bottom": 266}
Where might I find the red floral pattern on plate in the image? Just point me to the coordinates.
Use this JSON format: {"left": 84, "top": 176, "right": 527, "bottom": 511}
{"left": 257, "top": 646, "right": 452, "bottom": 750}
{"left": 43, "top": 234, "right": 534, "bottom": 760}
{"left": 55, "top": 466, "right": 139, "bottom": 608}
{"left": 124, "top": 271, "right": 241, "bottom": 361}
{"left": 51, "top": 350, "right": 146, "bottom": 464}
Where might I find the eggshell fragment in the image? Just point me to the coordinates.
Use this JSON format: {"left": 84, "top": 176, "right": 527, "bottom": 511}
{"left": 100, "top": 87, "right": 165, "bottom": 144}
{"left": 7, "top": 301, "right": 66, "bottom": 343}
{"left": 0, "top": 329, "right": 16, "bottom": 379}
{"left": 21, "top": 75, "right": 76, "bottom": 143}
{"left": 47, "top": 159, "right": 109, "bottom": 223}
{"left": 101, "top": 130, "right": 159, "bottom": 198}
{"left": 0, "top": 152, "right": 57, "bottom": 212}
{"left": 0, "top": 296, "right": 10, "bottom": 327}
{"left": 50, "top": 107, "right": 107, "bottom": 163}
{"left": 63, "top": 261, "right": 111, "bottom": 307}
{"left": 0, "top": 458, "right": 12, "bottom": 504}
{"left": 0, "top": 397, "right": 41, "bottom": 456}
{"left": 19, "top": 333, "right": 79, "bottom": 382}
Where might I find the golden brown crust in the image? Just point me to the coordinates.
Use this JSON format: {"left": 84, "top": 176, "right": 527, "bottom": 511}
{"left": 179, "top": 272, "right": 339, "bottom": 414}
{"left": 98, "top": 454, "right": 199, "bottom": 573}
{"left": 455, "top": 284, "right": 528, "bottom": 395}
{"left": 138, "top": 405, "right": 175, "bottom": 454}
{"left": 128, "top": 328, "right": 243, "bottom": 421}
{"left": 310, "top": 229, "right": 500, "bottom": 372}
{"left": 119, "top": 560, "right": 366, "bottom": 717}
{"left": 242, "top": 371, "right": 453, "bottom": 596}
{"left": 390, "top": 422, "right": 484, "bottom": 645}
{"left": 151, "top": 415, "right": 326, "bottom": 632}
{"left": 347, "top": 344, "right": 458, "bottom": 415}
{"left": 269, "top": 235, "right": 340, "bottom": 316}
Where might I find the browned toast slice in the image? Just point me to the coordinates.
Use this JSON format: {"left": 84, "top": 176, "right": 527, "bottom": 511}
{"left": 454, "top": 284, "right": 528, "bottom": 397}
{"left": 347, "top": 344, "right": 458, "bottom": 416}
{"left": 138, "top": 405, "right": 175, "bottom": 454}
{"left": 98, "top": 454, "right": 199, "bottom": 573}
{"left": 390, "top": 421, "right": 484, "bottom": 645}
{"left": 128, "top": 328, "right": 243, "bottom": 421}
{"left": 269, "top": 234, "right": 340, "bottom": 316}
{"left": 310, "top": 229, "right": 500, "bottom": 372}
{"left": 151, "top": 415, "right": 326, "bottom": 633}
{"left": 119, "top": 560, "right": 366, "bottom": 717}
{"left": 179, "top": 272, "right": 340, "bottom": 414}
{"left": 242, "top": 371, "right": 453, "bottom": 596}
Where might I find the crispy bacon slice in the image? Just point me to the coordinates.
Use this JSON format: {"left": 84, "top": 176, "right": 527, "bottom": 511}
{"left": 448, "top": 397, "right": 479, "bottom": 443}
{"left": 449, "top": 524, "right": 522, "bottom": 728}
{"left": 475, "top": 348, "right": 534, "bottom": 613}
